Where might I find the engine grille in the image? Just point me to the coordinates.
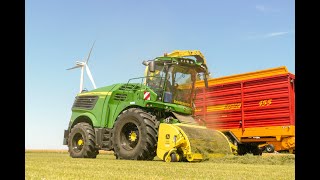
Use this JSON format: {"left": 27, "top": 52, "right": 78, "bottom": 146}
{"left": 119, "top": 84, "right": 141, "bottom": 91}
{"left": 114, "top": 93, "right": 127, "bottom": 101}
{"left": 72, "top": 96, "right": 99, "bottom": 110}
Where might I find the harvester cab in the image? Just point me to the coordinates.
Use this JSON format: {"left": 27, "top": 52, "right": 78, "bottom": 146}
{"left": 63, "top": 50, "right": 233, "bottom": 163}
{"left": 144, "top": 59, "right": 203, "bottom": 104}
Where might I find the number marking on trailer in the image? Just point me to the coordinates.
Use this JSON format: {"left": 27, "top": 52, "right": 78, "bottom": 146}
{"left": 259, "top": 99, "right": 272, "bottom": 106}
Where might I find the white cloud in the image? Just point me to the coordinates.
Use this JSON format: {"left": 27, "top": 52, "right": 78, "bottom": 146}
{"left": 255, "top": 5, "right": 279, "bottom": 13}
{"left": 265, "top": 32, "right": 289, "bottom": 37}
{"left": 247, "top": 31, "right": 291, "bottom": 40}
{"left": 256, "top": 5, "right": 267, "bottom": 12}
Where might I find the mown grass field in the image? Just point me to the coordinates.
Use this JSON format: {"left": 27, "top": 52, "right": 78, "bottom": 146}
{"left": 25, "top": 150, "right": 295, "bottom": 180}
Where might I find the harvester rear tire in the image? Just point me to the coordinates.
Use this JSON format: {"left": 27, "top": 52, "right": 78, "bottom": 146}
{"left": 112, "top": 108, "right": 158, "bottom": 160}
{"left": 68, "top": 122, "right": 99, "bottom": 158}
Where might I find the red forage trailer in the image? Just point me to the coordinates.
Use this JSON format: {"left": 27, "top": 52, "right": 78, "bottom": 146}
{"left": 194, "top": 66, "right": 295, "bottom": 154}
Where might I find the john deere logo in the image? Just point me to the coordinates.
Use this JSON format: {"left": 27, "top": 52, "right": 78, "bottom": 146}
{"left": 166, "top": 134, "right": 170, "bottom": 139}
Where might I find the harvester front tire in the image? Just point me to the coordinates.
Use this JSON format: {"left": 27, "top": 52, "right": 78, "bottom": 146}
{"left": 265, "top": 144, "right": 275, "bottom": 153}
{"left": 68, "top": 122, "right": 99, "bottom": 158}
{"left": 112, "top": 108, "right": 158, "bottom": 160}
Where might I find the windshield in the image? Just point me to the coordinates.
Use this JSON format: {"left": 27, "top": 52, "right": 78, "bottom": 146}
{"left": 146, "top": 63, "right": 196, "bottom": 107}
{"left": 169, "top": 65, "right": 195, "bottom": 107}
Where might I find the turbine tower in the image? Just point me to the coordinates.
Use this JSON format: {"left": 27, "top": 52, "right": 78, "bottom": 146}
{"left": 67, "top": 42, "right": 97, "bottom": 93}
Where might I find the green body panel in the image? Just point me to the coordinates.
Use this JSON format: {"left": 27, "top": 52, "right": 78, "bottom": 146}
{"left": 70, "top": 82, "right": 192, "bottom": 129}
{"left": 146, "top": 101, "right": 192, "bottom": 114}
{"left": 70, "top": 84, "right": 118, "bottom": 127}
{"left": 70, "top": 111, "right": 99, "bottom": 127}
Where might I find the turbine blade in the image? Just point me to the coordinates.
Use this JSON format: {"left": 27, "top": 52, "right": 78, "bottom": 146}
{"left": 66, "top": 65, "right": 81, "bottom": 70}
{"left": 80, "top": 66, "right": 84, "bottom": 93}
{"left": 85, "top": 40, "right": 96, "bottom": 64}
{"left": 85, "top": 65, "right": 97, "bottom": 89}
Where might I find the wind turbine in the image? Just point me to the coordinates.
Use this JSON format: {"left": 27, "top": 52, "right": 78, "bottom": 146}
{"left": 67, "top": 42, "right": 97, "bottom": 93}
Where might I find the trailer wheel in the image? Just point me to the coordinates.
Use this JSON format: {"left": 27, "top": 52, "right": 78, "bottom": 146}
{"left": 237, "top": 144, "right": 248, "bottom": 155}
{"left": 265, "top": 144, "right": 275, "bottom": 153}
{"left": 112, "top": 108, "right": 158, "bottom": 160}
{"left": 252, "top": 146, "right": 263, "bottom": 156}
{"left": 68, "top": 122, "right": 99, "bottom": 158}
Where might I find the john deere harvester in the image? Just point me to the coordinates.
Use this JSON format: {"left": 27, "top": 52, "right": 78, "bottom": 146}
{"left": 63, "top": 50, "right": 233, "bottom": 162}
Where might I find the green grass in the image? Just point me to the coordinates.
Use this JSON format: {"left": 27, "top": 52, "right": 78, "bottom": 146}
{"left": 25, "top": 152, "right": 295, "bottom": 180}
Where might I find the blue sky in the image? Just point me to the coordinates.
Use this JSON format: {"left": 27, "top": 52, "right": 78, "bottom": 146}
{"left": 26, "top": 0, "right": 295, "bottom": 149}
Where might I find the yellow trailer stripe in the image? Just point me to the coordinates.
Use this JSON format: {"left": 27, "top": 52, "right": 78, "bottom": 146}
{"left": 196, "top": 66, "right": 288, "bottom": 87}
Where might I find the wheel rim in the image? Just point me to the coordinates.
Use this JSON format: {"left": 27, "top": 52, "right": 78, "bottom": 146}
{"left": 120, "top": 122, "right": 139, "bottom": 150}
{"left": 72, "top": 133, "right": 84, "bottom": 152}
{"left": 266, "top": 146, "right": 273, "bottom": 152}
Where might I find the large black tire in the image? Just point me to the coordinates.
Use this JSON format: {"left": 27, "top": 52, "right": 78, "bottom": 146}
{"left": 112, "top": 108, "right": 158, "bottom": 160}
{"left": 237, "top": 144, "right": 248, "bottom": 156}
{"left": 252, "top": 146, "right": 263, "bottom": 156}
{"left": 68, "top": 122, "right": 99, "bottom": 158}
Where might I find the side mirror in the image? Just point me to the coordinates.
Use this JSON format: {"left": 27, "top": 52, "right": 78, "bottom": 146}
{"left": 142, "top": 60, "right": 149, "bottom": 66}
{"left": 149, "top": 61, "right": 155, "bottom": 72}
